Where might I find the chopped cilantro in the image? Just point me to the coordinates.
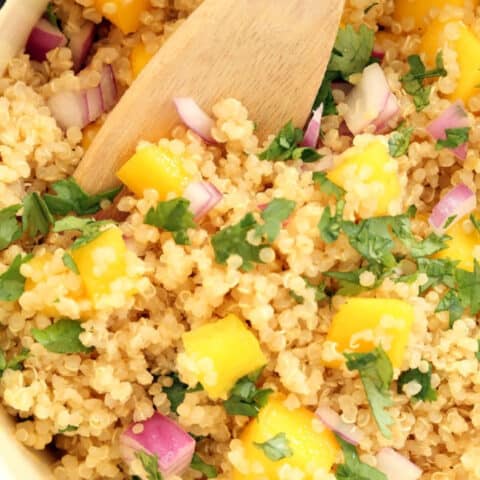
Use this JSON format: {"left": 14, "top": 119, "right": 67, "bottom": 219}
{"left": 255, "top": 198, "right": 295, "bottom": 242}
{"left": 53, "top": 217, "right": 113, "bottom": 250}
{"left": 312, "top": 172, "right": 346, "bottom": 200}
{"left": 417, "top": 257, "right": 458, "bottom": 294}
{"left": 163, "top": 373, "right": 202, "bottom": 414}
{"left": 318, "top": 200, "right": 345, "bottom": 244}
{"left": 303, "top": 277, "right": 329, "bottom": 302}
{"left": 62, "top": 252, "right": 79, "bottom": 274}
{"left": 388, "top": 123, "right": 414, "bottom": 158}
{"left": 224, "top": 368, "right": 273, "bottom": 417}
{"left": 254, "top": 433, "right": 293, "bottom": 462}
{"left": 22, "top": 192, "right": 54, "bottom": 238}
{"left": 435, "top": 127, "right": 470, "bottom": 150}
{"left": 45, "top": 3, "right": 60, "bottom": 28}
{"left": 364, "top": 2, "right": 379, "bottom": 14}
{"left": 325, "top": 269, "right": 379, "bottom": 296}
{"left": 58, "top": 425, "right": 79, "bottom": 433}
{"left": 470, "top": 214, "right": 480, "bottom": 233}
{"left": 190, "top": 453, "right": 217, "bottom": 478}
{"left": 31, "top": 319, "right": 93, "bottom": 354}
{"left": 335, "top": 435, "right": 387, "bottom": 480}
{"left": 344, "top": 347, "right": 394, "bottom": 438}
{"left": 314, "top": 70, "right": 338, "bottom": 115}
{"left": 136, "top": 451, "right": 163, "bottom": 480}
{"left": 397, "top": 363, "right": 437, "bottom": 402}
{"left": 44, "top": 178, "right": 121, "bottom": 216}
{"left": 0, "top": 348, "right": 29, "bottom": 376}
{"left": 289, "top": 289, "right": 304, "bottom": 303}
{"left": 436, "top": 290, "right": 464, "bottom": 327}
{"left": 0, "top": 254, "right": 32, "bottom": 302}
{"left": 455, "top": 261, "right": 480, "bottom": 315}
{"left": 0, "top": 205, "right": 22, "bottom": 250}
{"left": 145, "top": 198, "right": 197, "bottom": 245}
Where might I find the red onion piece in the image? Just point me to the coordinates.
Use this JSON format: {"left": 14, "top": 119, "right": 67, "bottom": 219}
{"left": 429, "top": 183, "right": 476, "bottom": 234}
{"left": 372, "top": 45, "right": 385, "bottom": 61}
{"left": 69, "top": 22, "right": 95, "bottom": 72}
{"left": 344, "top": 63, "right": 399, "bottom": 135}
{"left": 173, "top": 97, "right": 216, "bottom": 143}
{"left": 426, "top": 100, "right": 470, "bottom": 160}
{"left": 376, "top": 448, "right": 422, "bottom": 480}
{"left": 315, "top": 405, "right": 364, "bottom": 445}
{"left": 86, "top": 86, "right": 103, "bottom": 123}
{"left": 99, "top": 64, "right": 118, "bottom": 111}
{"left": 183, "top": 181, "right": 222, "bottom": 219}
{"left": 120, "top": 413, "right": 195, "bottom": 478}
{"left": 26, "top": 18, "right": 67, "bottom": 62}
{"left": 302, "top": 104, "right": 323, "bottom": 148}
{"left": 47, "top": 90, "right": 90, "bottom": 129}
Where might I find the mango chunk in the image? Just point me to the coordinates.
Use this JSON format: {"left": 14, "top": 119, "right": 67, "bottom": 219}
{"left": 434, "top": 218, "right": 480, "bottom": 271}
{"left": 233, "top": 396, "right": 339, "bottom": 479}
{"left": 420, "top": 20, "right": 480, "bottom": 101}
{"left": 116, "top": 144, "right": 190, "bottom": 199}
{"left": 327, "top": 139, "right": 401, "bottom": 217}
{"left": 325, "top": 298, "right": 414, "bottom": 369}
{"left": 182, "top": 314, "right": 266, "bottom": 399}
{"left": 94, "top": 0, "right": 149, "bottom": 34}
{"left": 130, "top": 43, "right": 155, "bottom": 79}
{"left": 71, "top": 226, "right": 127, "bottom": 302}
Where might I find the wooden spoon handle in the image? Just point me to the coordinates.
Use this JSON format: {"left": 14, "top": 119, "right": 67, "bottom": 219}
{"left": 74, "top": 0, "right": 344, "bottom": 193}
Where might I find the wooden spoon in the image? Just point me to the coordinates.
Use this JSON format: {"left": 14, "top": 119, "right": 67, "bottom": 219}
{"left": 74, "top": 0, "right": 344, "bottom": 194}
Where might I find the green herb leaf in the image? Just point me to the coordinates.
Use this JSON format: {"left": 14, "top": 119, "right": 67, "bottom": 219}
{"left": 292, "top": 147, "right": 322, "bottom": 163}
{"left": 53, "top": 217, "right": 113, "bottom": 250}
{"left": 0, "top": 254, "right": 32, "bottom": 302}
{"left": 22, "top": 193, "right": 54, "bottom": 238}
{"left": 470, "top": 214, "right": 480, "bottom": 233}
{"left": 303, "top": 277, "right": 329, "bottom": 302}
{"left": 397, "top": 363, "right": 437, "bottom": 402}
{"left": 325, "top": 269, "right": 380, "bottom": 296}
{"left": 191, "top": 453, "right": 217, "bottom": 478}
{"left": 45, "top": 3, "right": 60, "bottom": 28}
{"left": 364, "top": 2, "right": 379, "bottom": 14}
{"left": 0, "top": 348, "right": 29, "bottom": 376}
{"left": 344, "top": 347, "right": 394, "bottom": 438}
{"left": 62, "top": 252, "right": 79, "bottom": 274}
{"left": 254, "top": 433, "right": 293, "bottom": 462}
{"left": 436, "top": 289, "right": 464, "bottom": 327}
{"left": 312, "top": 172, "right": 346, "bottom": 200}
{"left": 259, "top": 121, "right": 304, "bottom": 161}
{"left": 435, "top": 127, "right": 470, "bottom": 150}
{"left": 318, "top": 200, "right": 345, "bottom": 244}
{"left": 314, "top": 70, "right": 338, "bottom": 114}
{"left": 44, "top": 178, "right": 121, "bottom": 216}
{"left": 0, "top": 205, "right": 22, "bottom": 250}
{"left": 255, "top": 198, "right": 295, "bottom": 242}
{"left": 144, "top": 198, "right": 197, "bottom": 245}
{"left": 31, "top": 319, "right": 93, "bottom": 354}
{"left": 417, "top": 257, "right": 458, "bottom": 293}
{"left": 335, "top": 435, "right": 387, "bottom": 480}
{"left": 136, "top": 451, "right": 163, "bottom": 480}
{"left": 163, "top": 373, "right": 203, "bottom": 414}
{"left": 388, "top": 123, "right": 414, "bottom": 158}
{"left": 455, "top": 261, "right": 480, "bottom": 315}
{"left": 58, "top": 425, "right": 79, "bottom": 433}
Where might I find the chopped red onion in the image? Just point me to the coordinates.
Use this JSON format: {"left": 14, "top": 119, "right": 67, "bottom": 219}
{"left": 86, "top": 86, "right": 103, "bottom": 123}
{"left": 173, "top": 97, "right": 216, "bottom": 143}
{"left": 99, "top": 64, "right": 118, "bottom": 112}
{"left": 376, "top": 448, "right": 422, "bottom": 480}
{"left": 315, "top": 405, "right": 364, "bottom": 445}
{"left": 0, "top": 0, "right": 51, "bottom": 74}
{"left": 69, "top": 22, "right": 95, "bottom": 72}
{"left": 302, "top": 104, "right": 323, "bottom": 148}
{"left": 426, "top": 101, "right": 470, "bottom": 160}
{"left": 372, "top": 44, "right": 385, "bottom": 61}
{"left": 26, "top": 18, "right": 67, "bottom": 62}
{"left": 120, "top": 413, "right": 195, "bottom": 479}
{"left": 183, "top": 181, "right": 222, "bottom": 219}
{"left": 344, "top": 63, "right": 399, "bottom": 135}
{"left": 429, "top": 183, "right": 476, "bottom": 234}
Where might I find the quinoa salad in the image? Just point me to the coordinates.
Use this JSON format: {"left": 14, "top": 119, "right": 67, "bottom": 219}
{"left": 1, "top": 0, "right": 480, "bottom": 479}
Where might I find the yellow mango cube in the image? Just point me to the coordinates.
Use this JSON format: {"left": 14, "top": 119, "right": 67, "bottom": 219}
{"left": 420, "top": 20, "right": 480, "bottom": 101}
{"left": 233, "top": 396, "right": 339, "bottom": 479}
{"left": 130, "top": 43, "right": 155, "bottom": 79}
{"left": 94, "top": 0, "right": 149, "bottom": 34}
{"left": 434, "top": 218, "right": 480, "bottom": 271}
{"left": 325, "top": 298, "right": 414, "bottom": 369}
{"left": 182, "top": 314, "right": 267, "bottom": 399}
{"left": 117, "top": 145, "right": 190, "bottom": 199}
{"left": 327, "top": 139, "right": 401, "bottom": 217}
{"left": 71, "top": 226, "right": 127, "bottom": 302}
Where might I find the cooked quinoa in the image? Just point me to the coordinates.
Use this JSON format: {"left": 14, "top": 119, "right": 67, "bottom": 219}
{"left": 1, "top": 0, "right": 480, "bottom": 479}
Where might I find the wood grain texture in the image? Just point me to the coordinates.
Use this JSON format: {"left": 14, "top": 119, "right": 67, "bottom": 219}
{"left": 74, "top": 0, "right": 344, "bottom": 193}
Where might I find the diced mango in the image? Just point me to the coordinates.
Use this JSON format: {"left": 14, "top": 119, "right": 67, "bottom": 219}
{"left": 94, "top": 0, "right": 149, "bottom": 34}
{"left": 327, "top": 139, "right": 401, "bottom": 217}
{"left": 130, "top": 43, "right": 155, "bottom": 79}
{"left": 182, "top": 314, "right": 267, "bottom": 399}
{"left": 325, "top": 298, "right": 414, "bottom": 369}
{"left": 420, "top": 20, "right": 480, "bottom": 101}
{"left": 233, "top": 396, "right": 339, "bottom": 479}
{"left": 71, "top": 226, "right": 127, "bottom": 302}
{"left": 434, "top": 218, "right": 480, "bottom": 271}
{"left": 82, "top": 121, "right": 102, "bottom": 150}
{"left": 116, "top": 145, "right": 190, "bottom": 199}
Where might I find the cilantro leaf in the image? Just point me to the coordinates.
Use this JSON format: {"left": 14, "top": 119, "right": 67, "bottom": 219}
{"left": 191, "top": 453, "right": 217, "bottom": 478}
{"left": 397, "top": 363, "right": 437, "bottom": 402}
{"left": 435, "top": 290, "right": 464, "bottom": 327}
{"left": 22, "top": 193, "right": 54, "bottom": 238}
{"left": 0, "top": 254, "right": 32, "bottom": 301}
{"left": 0, "top": 348, "right": 29, "bottom": 376}
{"left": 224, "top": 369, "right": 273, "bottom": 417}
{"left": 58, "top": 425, "right": 79, "bottom": 433}
{"left": 435, "top": 127, "right": 470, "bottom": 150}
{"left": 314, "top": 70, "right": 338, "bottom": 114}
{"left": 388, "top": 123, "right": 414, "bottom": 158}
{"left": 45, "top": 3, "right": 60, "bottom": 28}
{"left": 254, "top": 433, "right": 293, "bottom": 462}
{"left": 303, "top": 277, "right": 329, "bottom": 302}
{"left": 0, "top": 205, "right": 22, "bottom": 250}
{"left": 324, "top": 269, "right": 380, "bottom": 296}
{"left": 318, "top": 200, "right": 345, "bottom": 244}
{"left": 163, "top": 373, "right": 202, "bottom": 414}
{"left": 417, "top": 257, "right": 458, "bottom": 293}
{"left": 44, "top": 178, "right": 121, "bottom": 216}
{"left": 136, "top": 451, "right": 163, "bottom": 480}
{"left": 53, "top": 217, "right": 113, "bottom": 250}
{"left": 145, "top": 198, "right": 196, "bottom": 245}
{"left": 470, "top": 214, "right": 480, "bottom": 233}
{"left": 31, "top": 319, "right": 93, "bottom": 354}
{"left": 313, "top": 172, "right": 346, "bottom": 200}
{"left": 455, "top": 261, "right": 480, "bottom": 315}
{"left": 62, "top": 252, "right": 79, "bottom": 274}
{"left": 335, "top": 435, "right": 387, "bottom": 480}
{"left": 344, "top": 347, "right": 394, "bottom": 438}
{"left": 255, "top": 198, "right": 295, "bottom": 242}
